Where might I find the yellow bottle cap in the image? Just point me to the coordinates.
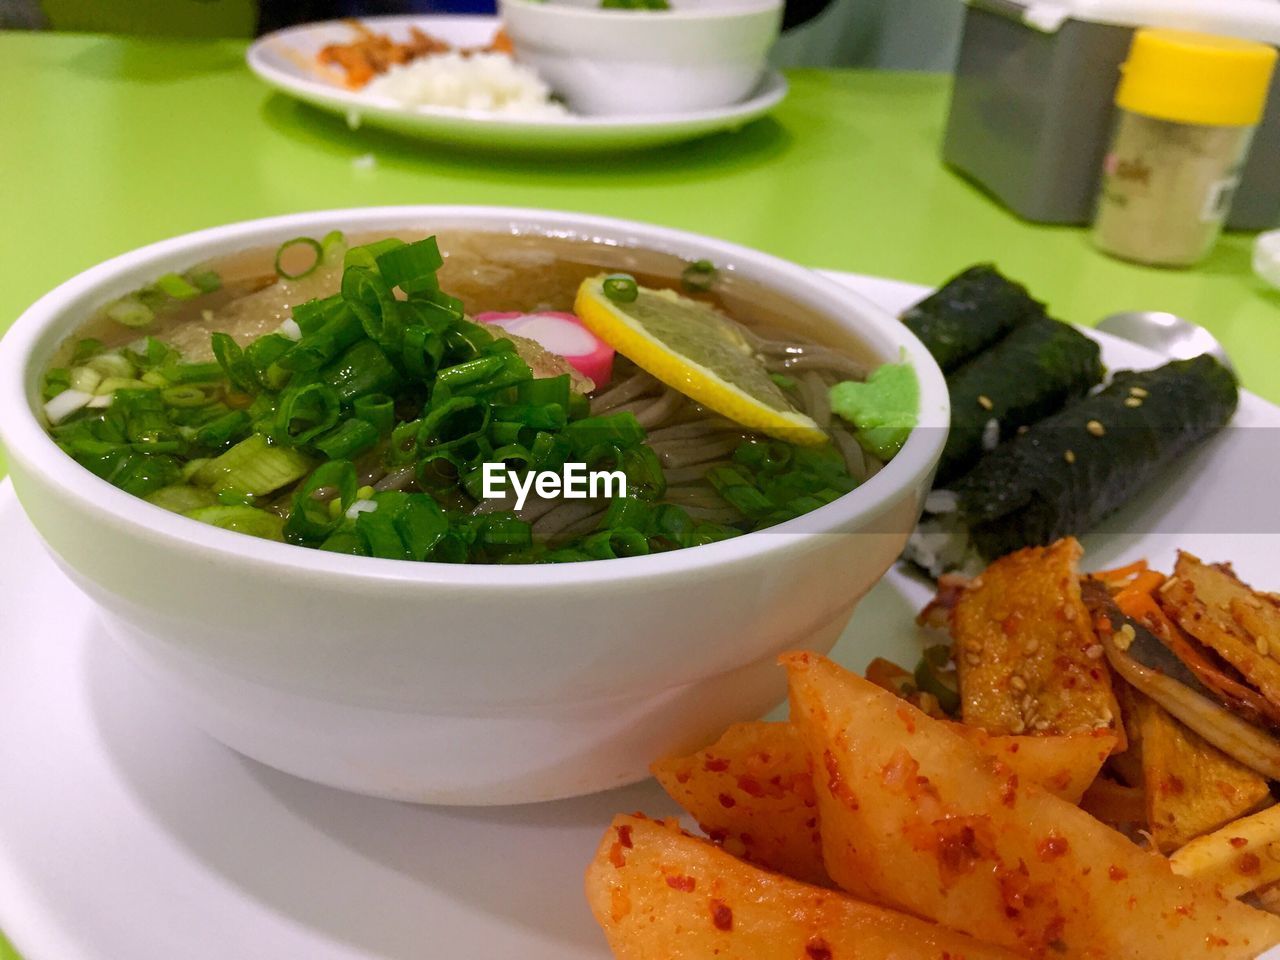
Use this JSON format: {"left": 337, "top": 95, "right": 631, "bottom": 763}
{"left": 1116, "top": 28, "right": 1277, "bottom": 127}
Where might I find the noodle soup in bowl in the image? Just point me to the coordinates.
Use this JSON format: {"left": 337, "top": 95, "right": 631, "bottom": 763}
{"left": 0, "top": 207, "right": 947, "bottom": 804}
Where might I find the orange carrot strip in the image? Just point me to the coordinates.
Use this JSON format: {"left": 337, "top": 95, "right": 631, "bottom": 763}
{"left": 1115, "top": 590, "right": 1180, "bottom": 643}
{"left": 1113, "top": 569, "right": 1166, "bottom": 607}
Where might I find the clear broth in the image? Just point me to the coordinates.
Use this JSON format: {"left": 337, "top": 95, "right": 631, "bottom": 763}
{"left": 56, "top": 230, "right": 878, "bottom": 371}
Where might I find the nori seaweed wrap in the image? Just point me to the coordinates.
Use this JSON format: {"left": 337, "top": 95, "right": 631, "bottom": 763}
{"left": 910, "top": 355, "right": 1238, "bottom": 575}
{"left": 937, "top": 319, "right": 1104, "bottom": 485}
{"left": 902, "top": 264, "right": 1048, "bottom": 372}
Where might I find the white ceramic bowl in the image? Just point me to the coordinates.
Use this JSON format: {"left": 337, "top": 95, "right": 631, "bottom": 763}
{"left": 0, "top": 207, "right": 948, "bottom": 805}
{"left": 499, "top": 0, "right": 783, "bottom": 116}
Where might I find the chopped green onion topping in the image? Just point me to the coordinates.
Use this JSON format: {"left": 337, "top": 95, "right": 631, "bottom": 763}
{"left": 212, "top": 333, "right": 259, "bottom": 395}
{"left": 375, "top": 237, "right": 445, "bottom": 295}
{"left": 186, "top": 504, "right": 285, "bottom": 541}
{"left": 914, "top": 645, "right": 960, "bottom": 715}
{"left": 602, "top": 273, "right": 639, "bottom": 303}
{"left": 313, "top": 418, "right": 379, "bottom": 460}
{"left": 274, "top": 237, "right": 325, "bottom": 280}
{"left": 191, "top": 433, "right": 313, "bottom": 496}
{"left": 105, "top": 296, "right": 154, "bottom": 329}
{"left": 187, "top": 269, "right": 222, "bottom": 294}
{"left": 354, "top": 393, "right": 395, "bottom": 435}
{"left": 681, "top": 259, "right": 718, "bottom": 292}
{"left": 147, "top": 483, "right": 219, "bottom": 514}
{"left": 153, "top": 272, "right": 202, "bottom": 300}
{"left": 161, "top": 384, "right": 217, "bottom": 408}
{"left": 275, "top": 382, "right": 341, "bottom": 445}
{"left": 72, "top": 339, "right": 105, "bottom": 365}
{"left": 285, "top": 460, "right": 357, "bottom": 543}
{"left": 320, "top": 231, "right": 347, "bottom": 260}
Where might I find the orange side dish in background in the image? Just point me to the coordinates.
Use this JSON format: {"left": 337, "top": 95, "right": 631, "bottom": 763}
{"left": 317, "top": 21, "right": 514, "bottom": 89}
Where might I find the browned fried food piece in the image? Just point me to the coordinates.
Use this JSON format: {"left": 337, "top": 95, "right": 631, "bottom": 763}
{"left": 1162, "top": 553, "right": 1280, "bottom": 710}
{"left": 1128, "top": 692, "right": 1272, "bottom": 853}
{"left": 951, "top": 538, "right": 1123, "bottom": 742}
{"left": 1079, "top": 776, "right": 1146, "bottom": 833}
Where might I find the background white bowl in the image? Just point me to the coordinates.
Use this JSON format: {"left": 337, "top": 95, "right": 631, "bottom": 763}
{"left": 499, "top": 0, "right": 783, "bottom": 116}
{"left": 0, "top": 207, "right": 948, "bottom": 805}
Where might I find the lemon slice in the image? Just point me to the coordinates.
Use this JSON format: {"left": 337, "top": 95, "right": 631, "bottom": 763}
{"left": 575, "top": 276, "right": 828, "bottom": 446}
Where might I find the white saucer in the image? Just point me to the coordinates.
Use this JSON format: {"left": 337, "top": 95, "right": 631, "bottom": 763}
{"left": 246, "top": 16, "right": 788, "bottom": 152}
{"left": 1, "top": 274, "right": 1277, "bottom": 959}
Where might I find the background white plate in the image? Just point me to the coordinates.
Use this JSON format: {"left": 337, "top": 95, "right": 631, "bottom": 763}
{"left": 1, "top": 274, "right": 1277, "bottom": 959}
{"left": 246, "top": 16, "right": 788, "bottom": 151}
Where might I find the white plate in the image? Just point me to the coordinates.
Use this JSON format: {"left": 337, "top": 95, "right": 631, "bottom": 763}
{"left": 246, "top": 16, "right": 788, "bottom": 151}
{"left": 2, "top": 273, "right": 1278, "bottom": 960}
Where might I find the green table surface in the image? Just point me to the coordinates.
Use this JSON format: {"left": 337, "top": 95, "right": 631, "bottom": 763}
{"left": 1, "top": 27, "right": 1279, "bottom": 959}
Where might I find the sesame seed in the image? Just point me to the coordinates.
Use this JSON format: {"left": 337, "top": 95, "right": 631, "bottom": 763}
{"left": 1064, "top": 449, "right": 1076, "bottom": 464}
{"left": 977, "top": 395, "right": 994, "bottom": 411}
{"left": 1130, "top": 387, "right": 1149, "bottom": 398}
{"left": 1124, "top": 397, "right": 1143, "bottom": 408}
{"left": 1085, "top": 644, "right": 1105, "bottom": 660}
{"left": 1086, "top": 420, "right": 1106, "bottom": 437}
{"left": 1010, "top": 675, "right": 1027, "bottom": 692}
{"left": 1024, "top": 638, "right": 1040, "bottom": 655}
{"left": 970, "top": 576, "right": 985, "bottom": 589}
{"left": 965, "top": 639, "right": 984, "bottom": 653}
{"left": 1021, "top": 694, "right": 1035, "bottom": 714}
{"left": 965, "top": 650, "right": 982, "bottom": 666}
{"left": 1257, "top": 637, "right": 1271, "bottom": 657}
{"left": 1034, "top": 718, "right": 1051, "bottom": 731}
{"left": 1248, "top": 596, "right": 1265, "bottom": 610}
{"left": 1011, "top": 719, "right": 1027, "bottom": 735}
{"left": 1115, "top": 624, "right": 1136, "bottom": 651}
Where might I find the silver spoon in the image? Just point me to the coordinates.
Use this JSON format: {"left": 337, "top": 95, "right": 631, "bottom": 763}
{"left": 1096, "top": 310, "right": 1237, "bottom": 377}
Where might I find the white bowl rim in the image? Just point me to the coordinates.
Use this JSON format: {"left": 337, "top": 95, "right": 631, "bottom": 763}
{"left": 498, "top": 0, "right": 783, "bottom": 22}
{"left": 0, "top": 206, "right": 948, "bottom": 589}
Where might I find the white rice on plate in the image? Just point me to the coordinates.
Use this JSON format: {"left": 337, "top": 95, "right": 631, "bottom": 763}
{"left": 364, "top": 52, "right": 568, "bottom": 118}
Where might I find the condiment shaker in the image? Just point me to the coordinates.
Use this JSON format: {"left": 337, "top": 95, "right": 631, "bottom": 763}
{"left": 1092, "top": 29, "right": 1277, "bottom": 268}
